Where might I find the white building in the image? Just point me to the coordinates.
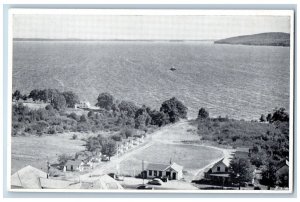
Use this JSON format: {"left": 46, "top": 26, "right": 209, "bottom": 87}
{"left": 75, "top": 101, "right": 91, "bottom": 109}
{"left": 143, "top": 162, "right": 183, "bottom": 180}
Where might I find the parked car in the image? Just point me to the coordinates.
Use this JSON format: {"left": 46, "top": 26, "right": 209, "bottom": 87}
{"left": 148, "top": 179, "right": 163, "bottom": 185}
{"left": 158, "top": 176, "right": 168, "bottom": 182}
{"left": 136, "top": 184, "right": 153, "bottom": 190}
{"left": 254, "top": 186, "right": 262, "bottom": 190}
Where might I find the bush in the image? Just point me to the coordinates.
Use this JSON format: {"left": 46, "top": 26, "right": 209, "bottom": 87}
{"left": 48, "top": 126, "right": 56, "bottom": 134}
{"left": 111, "top": 134, "right": 122, "bottom": 141}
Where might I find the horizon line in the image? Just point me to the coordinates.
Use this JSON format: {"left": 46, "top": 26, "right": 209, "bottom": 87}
{"left": 13, "top": 38, "right": 217, "bottom": 42}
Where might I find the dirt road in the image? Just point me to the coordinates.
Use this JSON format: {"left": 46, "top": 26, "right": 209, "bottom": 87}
{"left": 81, "top": 120, "right": 234, "bottom": 184}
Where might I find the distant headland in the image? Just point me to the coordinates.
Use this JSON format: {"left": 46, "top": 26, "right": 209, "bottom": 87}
{"left": 214, "top": 32, "right": 290, "bottom": 47}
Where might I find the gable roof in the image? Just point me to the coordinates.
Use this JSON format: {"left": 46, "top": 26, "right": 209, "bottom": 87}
{"left": 11, "top": 165, "right": 47, "bottom": 189}
{"left": 146, "top": 162, "right": 183, "bottom": 172}
{"left": 79, "top": 174, "right": 124, "bottom": 189}
{"left": 146, "top": 163, "right": 169, "bottom": 171}
{"left": 40, "top": 178, "right": 81, "bottom": 189}
{"left": 236, "top": 147, "right": 250, "bottom": 153}
{"left": 211, "top": 158, "right": 230, "bottom": 170}
{"left": 65, "top": 159, "right": 82, "bottom": 167}
{"left": 167, "top": 163, "right": 183, "bottom": 172}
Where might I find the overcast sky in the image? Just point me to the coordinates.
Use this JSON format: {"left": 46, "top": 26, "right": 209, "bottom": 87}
{"left": 13, "top": 14, "right": 290, "bottom": 40}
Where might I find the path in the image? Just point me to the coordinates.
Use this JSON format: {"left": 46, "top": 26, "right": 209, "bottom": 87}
{"left": 81, "top": 119, "right": 234, "bottom": 183}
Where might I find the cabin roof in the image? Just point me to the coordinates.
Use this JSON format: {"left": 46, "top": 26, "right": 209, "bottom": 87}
{"left": 40, "top": 178, "right": 81, "bottom": 189}
{"left": 80, "top": 174, "right": 124, "bottom": 189}
{"left": 65, "top": 159, "right": 82, "bottom": 167}
{"left": 236, "top": 147, "right": 250, "bottom": 153}
{"left": 11, "top": 165, "right": 47, "bottom": 189}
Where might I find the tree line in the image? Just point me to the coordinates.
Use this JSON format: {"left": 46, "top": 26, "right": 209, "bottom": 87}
{"left": 13, "top": 89, "right": 80, "bottom": 110}
{"left": 196, "top": 107, "right": 289, "bottom": 188}
{"left": 11, "top": 90, "right": 188, "bottom": 136}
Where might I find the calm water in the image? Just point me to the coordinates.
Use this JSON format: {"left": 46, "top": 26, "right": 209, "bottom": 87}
{"left": 13, "top": 41, "right": 290, "bottom": 120}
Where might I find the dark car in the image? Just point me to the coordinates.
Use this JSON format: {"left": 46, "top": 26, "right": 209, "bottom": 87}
{"left": 136, "top": 184, "right": 153, "bottom": 190}
{"left": 148, "top": 179, "right": 163, "bottom": 185}
{"left": 160, "top": 176, "right": 168, "bottom": 182}
{"left": 254, "top": 186, "right": 262, "bottom": 190}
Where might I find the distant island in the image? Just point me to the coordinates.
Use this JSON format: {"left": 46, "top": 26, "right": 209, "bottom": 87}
{"left": 214, "top": 32, "right": 290, "bottom": 47}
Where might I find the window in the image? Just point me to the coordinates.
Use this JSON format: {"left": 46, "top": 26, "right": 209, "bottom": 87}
{"left": 154, "top": 171, "right": 157, "bottom": 176}
{"left": 217, "top": 166, "right": 220, "bottom": 172}
{"left": 159, "top": 171, "right": 162, "bottom": 177}
{"left": 225, "top": 167, "right": 228, "bottom": 172}
{"left": 149, "top": 170, "right": 152, "bottom": 175}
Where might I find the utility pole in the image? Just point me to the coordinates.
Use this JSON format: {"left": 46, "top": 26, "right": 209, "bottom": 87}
{"left": 142, "top": 160, "right": 145, "bottom": 185}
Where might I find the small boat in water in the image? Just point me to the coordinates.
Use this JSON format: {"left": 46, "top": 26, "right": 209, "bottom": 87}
{"left": 170, "top": 66, "right": 177, "bottom": 71}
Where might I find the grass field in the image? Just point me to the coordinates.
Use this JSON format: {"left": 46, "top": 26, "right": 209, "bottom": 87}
{"left": 115, "top": 143, "right": 223, "bottom": 180}
{"left": 11, "top": 133, "right": 86, "bottom": 174}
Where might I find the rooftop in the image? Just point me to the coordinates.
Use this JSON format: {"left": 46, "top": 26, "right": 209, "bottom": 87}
{"left": 40, "top": 178, "right": 81, "bottom": 189}
{"left": 65, "top": 159, "right": 82, "bottom": 167}
{"left": 146, "top": 162, "right": 183, "bottom": 172}
{"left": 11, "top": 165, "right": 47, "bottom": 189}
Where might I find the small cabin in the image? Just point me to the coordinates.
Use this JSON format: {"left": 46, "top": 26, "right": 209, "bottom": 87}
{"left": 64, "top": 160, "right": 84, "bottom": 172}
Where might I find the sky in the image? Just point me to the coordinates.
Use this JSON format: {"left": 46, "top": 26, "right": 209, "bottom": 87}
{"left": 13, "top": 14, "right": 291, "bottom": 40}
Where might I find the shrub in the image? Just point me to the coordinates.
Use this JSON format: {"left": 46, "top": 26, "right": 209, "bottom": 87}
{"left": 111, "top": 134, "right": 122, "bottom": 141}
{"left": 48, "top": 126, "right": 56, "bottom": 134}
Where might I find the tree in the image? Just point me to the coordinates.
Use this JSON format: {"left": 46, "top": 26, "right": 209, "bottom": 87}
{"left": 259, "top": 114, "right": 266, "bottom": 122}
{"left": 118, "top": 100, "right": 138, "bottom": 118}
{"left": 149, "top": 110, "right": 169, "bottom": 126}
{"left": 160, "top": 97, "right": 187, "bottom": 123}
{"left": 135, "top": 106, "right": 151, "bottom": 129}
{"left": 28, "top": 89, "right": 40, "bottom": 101}
{"left": 266, "top": 113, "right": 272, "bottom": 122}
{"left": 271, "top": 108, "right": 289, "bottom": 123}
{"left": 68, "top": 112, "right": 79, "bottom": 121}
{"left": 260, "top": 160, "right": 278, "bottom": 189}
{"left": 12, "top": 90, "right": 22, "bottom": 101}
{"left": 96, "top": 92, "right": 114, "bottom": 110}
{"left": 51, "top": 94, "right": 66, "bottom": 110}
{"left": 79, "top": 114, "right": 87, "bottom": 122}
{"left": 22, "top": 94, "right": 28, "bottom": 101}
{"left": 198, "top": 108, "right": 209, "bottom": 119}
{"left": 63, "top": 91, "right": 80, "bottom": 108}
{"left": 57, "top": 154, "right": 73, "bottom": 165}
{"left": 87, "top": 110, "right": 95, "bottom": 118}
{"left": 101, "top": 139, "right": 117, "bottom": 160}
{"left": 85, "top": 136, "right": 102, "bottom": 153}
{"left": 229, "top": 157, "right": 254, "bottom": 189}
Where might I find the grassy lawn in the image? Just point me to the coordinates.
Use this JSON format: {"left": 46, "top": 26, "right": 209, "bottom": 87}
{"left": 116, "top": 143, "right": 223, "bottom": 180}
{"left": 11, "top": 133, "right": 87, "bottom": 174}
